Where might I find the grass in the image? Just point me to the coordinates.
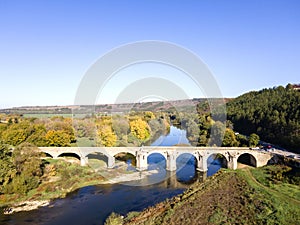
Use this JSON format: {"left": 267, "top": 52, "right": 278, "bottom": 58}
{"left": 71, "top": 137, "right": 96, "bottom": 147}
{"left": 115, "top": 165, "right": 300, "bottom": 225}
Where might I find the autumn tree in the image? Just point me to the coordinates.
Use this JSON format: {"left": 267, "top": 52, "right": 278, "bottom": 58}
{"left": 45, "top": 130, "right": 72, "bottom": 147}
{"left": 97, "top": 125, "right": 117, "bottom": 147}
{"left": 129, "top": 118, "right": 151, "bottom": 141}
{"left": 96, "top": 116, "right": 117, "bottom": 147}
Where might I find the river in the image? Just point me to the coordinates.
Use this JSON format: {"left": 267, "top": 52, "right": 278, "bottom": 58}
{"left": 0, "top": 126, "right": 223, "bottom": 225}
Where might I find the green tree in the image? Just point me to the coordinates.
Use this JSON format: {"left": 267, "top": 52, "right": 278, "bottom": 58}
{"left": 236, "top": 134, "right": 248, "bottom": 147}
{"left": 209, "top": 121, "right": 226, "bottom": 146}
{"left": 249, "top": 133, "right": 260, "bottom": 147}
{"left": 0, "top": 143, "right": 16, "bottom": 193}
{"left": 186, "top": 119, "right": 200, "bottom": 146}
{"left": 222, "top": 128, "right": 239, "bottom": 147}
{"left": 7, "top": 143, "right": 43, "bottom": 194}
{"left": 26, "top": 124, "right": 48, "bottom": 146}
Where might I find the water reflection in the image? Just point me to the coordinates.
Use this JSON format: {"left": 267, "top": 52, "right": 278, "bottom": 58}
{"left": 151, "top": 126, "right": 190, "bottom": 146}
{"left": 207, "top": 155, "right": 227, "bottom": 177}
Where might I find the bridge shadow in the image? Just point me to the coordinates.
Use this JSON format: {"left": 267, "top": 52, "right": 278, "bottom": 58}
{"left": 87, "top": 153, "right": 109, "bottom": 168}
{"left": 58, "top": 153, "right": 80, "bottom": 163}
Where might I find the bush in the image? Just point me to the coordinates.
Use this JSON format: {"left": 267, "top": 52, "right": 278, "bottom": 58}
{"left": 104, "top": 212, "right": 123, "bottom": 225}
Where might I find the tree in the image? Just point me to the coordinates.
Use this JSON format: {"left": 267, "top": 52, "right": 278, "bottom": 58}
{"left": 0, "top": 143, "right": 16, "bottom": 193}
{"left": 222, "top": 128, "right": 239, "bottom": 147}
{"left": 208, "top": 121, "right": 226, "bottom": 146}
{"left": 249, "top": 133, "right": 260, "bottom": 147}
{"left": 45, "top": 130, "right": 72, "bottom": 147}
{"left": 186, "top": 119, "right": 200, "bottom": 146}
{"left": 1, "top": 128, "right": 27, "bottom": 146}
{"left": 130, "top": 118, "right": 151, "bottom": 141}
{"left": 97, "top": 125, "right": 117, "bottom": 147}
{"left": 26, "top": 124, "right": 48, "bottom": 146}
{"left": 7, "top": 142, "right": 43, "bottom": 194}
{"left": 236, "top": 134, "right": 248, "bottom": 147}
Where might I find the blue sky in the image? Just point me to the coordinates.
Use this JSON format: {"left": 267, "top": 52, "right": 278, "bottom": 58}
{"left": 0, "top": 0, "right": 299, "bottom": 108}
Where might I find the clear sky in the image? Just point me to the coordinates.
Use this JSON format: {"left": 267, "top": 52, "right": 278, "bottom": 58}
{"left": 0, "top": 0, "right": 299, "bottom": 108}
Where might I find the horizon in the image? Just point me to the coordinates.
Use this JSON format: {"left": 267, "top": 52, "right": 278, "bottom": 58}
{"left": 1, "top": 83, "right": 296, "bottom": 110}
{"left": 1, "top": 1, "right": 299, "bottom": 108}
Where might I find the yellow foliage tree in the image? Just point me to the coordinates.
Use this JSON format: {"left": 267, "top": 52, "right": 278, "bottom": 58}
{"left": 97, "top": 125, "right": 117, "bottom": 147}
{"left": 130, "top": 118, "right": 151, "bottom": 141}
{"left": 45, "top": 130, "right": 71, "bottom": 147}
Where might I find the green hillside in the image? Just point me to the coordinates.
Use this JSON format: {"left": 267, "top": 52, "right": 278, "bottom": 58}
{"left": 226, "top": 84, "right": 300, "bottom": 153}
{"left": 105, "top": 165, "right": 300, "bottom": 225}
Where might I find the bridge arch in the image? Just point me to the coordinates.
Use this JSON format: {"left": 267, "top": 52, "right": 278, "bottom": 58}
{"left": 176, "top": 152, "right": 198, "bottom": 168}
{"left": 206, "top": 153, "right": 228, "bottom": 167}
{"left": 176, "top": 153, "right": 198, "bottom": 183}
{"left": 57, "top": 152, "right": 81, "bottom": 163}
{"left": 206, "top": 153, "right": 228, "bottom": 176}
{"left": 147, "top": 152, "right": 167, "bottom": 170}
{"left": 237, "top": 153, "right": 257, "bottom": 167}
{"left": 41, "top": 152, "right": 54, "bottom": 158}
{"left": 114, "top": 152, "right": 136, "bottom": 166}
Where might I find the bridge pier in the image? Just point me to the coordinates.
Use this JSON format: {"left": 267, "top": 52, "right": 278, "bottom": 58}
{"left": 166, "top": 152, "right": 176, "bottom": 171}
{"left": 80, "top": 156, "right": 88, "bottom": 166}
{"left": 136, "top": 151, "right": 148, "bottom": 171}
{"left": 107, "top": 156, "right": 115, "bottom": 168}
{"left": 196, "top": 155, "right": 208, "bottom": 172}
{"left": 227, "top": 155, "right": 238, "bottom": 170}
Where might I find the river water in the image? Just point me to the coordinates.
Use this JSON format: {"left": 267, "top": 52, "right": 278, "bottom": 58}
{"left": 0, "top": 126, "right": 222, "bottom": 225}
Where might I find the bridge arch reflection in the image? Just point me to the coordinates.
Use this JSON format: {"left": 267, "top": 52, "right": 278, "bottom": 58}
{"left": 176, "top": 153, "right": 197, "bottom": 183}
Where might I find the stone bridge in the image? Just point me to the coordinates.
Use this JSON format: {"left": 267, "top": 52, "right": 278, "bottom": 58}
{"left": 39, "top": 146, "right": 273, "bottom": 172}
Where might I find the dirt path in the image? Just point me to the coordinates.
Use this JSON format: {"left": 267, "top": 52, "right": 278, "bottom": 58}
{"left": 244, "top": 168, "right": 300, "bottom": 205}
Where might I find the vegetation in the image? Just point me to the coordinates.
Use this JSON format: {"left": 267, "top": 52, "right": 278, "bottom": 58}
{"left": 0, "top": 111, "right": 170, "bottom": 148}
{"left": 227, "top": 84, "right": 300, "bottom": 152}
{"left": 0, "top": 143, "right": 43, "bottom": 195}
{"left": 0, "top": 143, "right": 106, "bottom": 207}
{"left": 106, "top": 165, "right": 300, "bottom": 225}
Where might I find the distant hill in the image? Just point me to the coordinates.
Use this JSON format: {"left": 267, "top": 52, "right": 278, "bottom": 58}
{"left": 227, "top": 84, "right": 300, "bottom": 152}
{"left": 0, "top": 98, "right": 211, "bottom": 115}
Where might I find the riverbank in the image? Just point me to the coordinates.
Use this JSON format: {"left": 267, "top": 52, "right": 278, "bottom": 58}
{"left": 0, "top": 159, "right": 157, "bottom": 215}
{"left": 106, "top": 165, "right": 300, "bottom": 224}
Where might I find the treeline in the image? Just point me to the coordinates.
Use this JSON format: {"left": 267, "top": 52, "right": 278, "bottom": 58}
{"left": 226, "top": 84, "right": 300, "bottom": 153}
{"left": 170, "top": 110, "right": 259, "bottom": 148}
{"left": 0, "top": 111, "right": 170, "bottom": 147}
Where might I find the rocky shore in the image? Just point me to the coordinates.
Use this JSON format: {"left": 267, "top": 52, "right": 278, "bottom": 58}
{"left": 3, "top": 200, "right": 50, "bottom": 215}
{"left": 2, "top": 168, "right": 158, "bottom": 215}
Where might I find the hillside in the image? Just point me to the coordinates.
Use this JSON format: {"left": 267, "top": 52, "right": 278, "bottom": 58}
{"left": 105, "top": 165, "right": 300, "bottom": 225}
{"left": 0, "top": 99, "right": 207, "bottom": 115}
{"left": 227, "top": 84, "right": 300, "bottom": 153}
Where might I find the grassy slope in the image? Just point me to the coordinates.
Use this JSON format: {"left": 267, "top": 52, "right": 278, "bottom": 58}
{"left": 108, "top": 166, "right": 300, "bottom": 225}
